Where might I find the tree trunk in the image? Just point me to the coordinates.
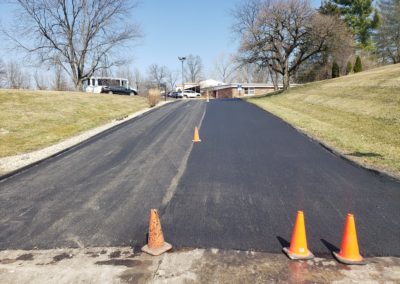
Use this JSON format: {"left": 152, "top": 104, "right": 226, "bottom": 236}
{"left": 283, "top": 69, "right": 290, "bottom": 90}
{"left": 269, "top": 69, "right": 279, "bottom": 91}
{"left": 76, "top": 79, "right": 84, "bottom": 92}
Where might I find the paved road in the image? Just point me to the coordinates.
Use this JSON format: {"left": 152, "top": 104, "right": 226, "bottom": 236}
{"left": 0, "top": 100, "right": 206, "bottom": 249}
{"left": 162, "top": 99, "right": 400, "bottom": 257}
{"left": 1, "top": 99, "right": 399, "bottom": 257}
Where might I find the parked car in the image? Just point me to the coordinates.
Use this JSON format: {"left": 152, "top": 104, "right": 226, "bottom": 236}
{"left": 181, "top": 90, "right": 201, "bottom": 98}
{"left": 168, "top": 91, "right": 180, "bottom": 98}
{"left": 101, "top": 86, "right": 137, "bottom": 96}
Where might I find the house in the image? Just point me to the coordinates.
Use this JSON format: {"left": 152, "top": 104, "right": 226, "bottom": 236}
{"left": 175, "top": 82, "right": 200, "bottom": 93}
{"left": 201, "top": 83, "right": 280, "bottom": 99}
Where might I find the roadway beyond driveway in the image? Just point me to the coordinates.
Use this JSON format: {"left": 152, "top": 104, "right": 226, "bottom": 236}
{"left": 0, "top": 100, "right": 206, "bottom": 249}
{"left": 162, "top": 99, "right": 400, "bottom": 257}
{"left": 1, "top": 99, "right": 399, "bottom": 257}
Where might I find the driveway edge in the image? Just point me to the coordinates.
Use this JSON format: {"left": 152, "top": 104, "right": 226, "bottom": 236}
{"left": 0, "top": 101, "right": 175, "bottom": 181}
{"left": 247, "top": 100, "right": 400, "bottom": 184}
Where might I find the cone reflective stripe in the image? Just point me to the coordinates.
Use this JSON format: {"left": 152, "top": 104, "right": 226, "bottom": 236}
{"left": 333, "top": 214, "right": 366, "bottom": 265}
{"left": 193, "top": 127, "right": 201, "bottom": 142}
{"left": 141, "top": 209, "right": 172, "bottom": 256}
{"left": 283, "top": 211, "right": 314, "bottom": 260}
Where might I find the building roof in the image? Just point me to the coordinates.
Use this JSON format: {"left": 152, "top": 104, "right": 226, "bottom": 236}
{"left": 203, "top": 83, "right": 279, "bottom": 91}
{"left": 199, "top": 79, "right": 225, "bottom": 88}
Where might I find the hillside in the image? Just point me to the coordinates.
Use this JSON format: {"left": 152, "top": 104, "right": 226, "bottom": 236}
{"left": 0, "top": 90, "right": 148, "bottom": 157}
{"left": 248, "top": 64, "right": 400, "bottom": 178}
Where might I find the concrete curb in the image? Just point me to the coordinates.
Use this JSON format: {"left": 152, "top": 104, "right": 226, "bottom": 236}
{"left": 0, "top": 101, "right": 175, "bottom": 182}
{"left": 247, "top": 100, "right": 400, "bottom": 184}
{"left": 1, "top": 247, "right": 399, "bottom": 283}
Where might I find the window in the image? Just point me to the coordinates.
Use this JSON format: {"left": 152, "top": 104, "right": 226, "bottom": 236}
{"left": 244, "top": 87, "right": 255, "bottom": 95}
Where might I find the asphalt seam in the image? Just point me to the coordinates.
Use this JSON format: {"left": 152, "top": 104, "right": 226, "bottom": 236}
{"left": 159, "top": 102, "right": 208, "bottom": 216}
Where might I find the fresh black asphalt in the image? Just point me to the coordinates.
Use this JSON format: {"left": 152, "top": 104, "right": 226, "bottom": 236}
{"left": 1, "top": 99, "right": 399, "bottom": 257}
{"left": 0, "top": 100, "right": 206, "bottom": 249}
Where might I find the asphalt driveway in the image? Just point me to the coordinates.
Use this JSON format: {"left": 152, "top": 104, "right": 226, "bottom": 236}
{"left": 162, "top": 99, "right": 400, "bottom": 257}
{"left": 1, "top": 99, "right": 399, "bottom": 257}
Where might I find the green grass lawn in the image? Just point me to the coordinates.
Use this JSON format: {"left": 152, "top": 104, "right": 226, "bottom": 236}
{"left": 0, "top": 90, "right": 148, "bottom": 157}
{"left": 248, "top": 64, "right": 400, "bottom": 177}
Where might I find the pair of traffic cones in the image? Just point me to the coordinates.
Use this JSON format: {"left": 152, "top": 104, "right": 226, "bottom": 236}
{"left": 283, "top": 211, "right": 365, "bottom": 265}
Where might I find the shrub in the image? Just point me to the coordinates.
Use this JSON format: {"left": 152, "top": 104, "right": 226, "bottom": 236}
{"left": 346, "top": 61, "right": 352, "bottom": 75}
{"left": 353, "top": 56, "right": 362, "bottom": 73}
{"left": 332, "top": 61, "right": 340, "bottom": 78}
{"left": 147, "top": 88, "right": 160, "bottom": 107}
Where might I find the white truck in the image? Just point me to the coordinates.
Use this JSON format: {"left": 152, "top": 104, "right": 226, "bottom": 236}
{"left": 84, "top": 77, "right": 137, "bottom": 95}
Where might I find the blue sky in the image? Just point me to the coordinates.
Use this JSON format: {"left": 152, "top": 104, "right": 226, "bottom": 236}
{"left": 0, "top": 0, "right": 321, "bottom": 77}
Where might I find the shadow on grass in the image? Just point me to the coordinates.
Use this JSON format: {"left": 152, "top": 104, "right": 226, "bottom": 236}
{"left": 347, "top": 152, "right": 383, "bottom": 158}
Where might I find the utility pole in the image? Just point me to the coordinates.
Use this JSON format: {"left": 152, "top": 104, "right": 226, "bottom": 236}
{"left": 178, "top": 56, "right": 186, "bottom": 94}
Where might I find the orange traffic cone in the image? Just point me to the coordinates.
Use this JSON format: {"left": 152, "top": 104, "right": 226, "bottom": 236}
{"left": 283, "top": 211, "right": 314, "bottom": 260}
{"left": 141, "top": 209, "right": 172, "bottom": 256}
{"left": 193, "top": 127, "right": 201, "bottom": 143}
{"left": 333, "top": 213, "right": 366, "bottom": 265}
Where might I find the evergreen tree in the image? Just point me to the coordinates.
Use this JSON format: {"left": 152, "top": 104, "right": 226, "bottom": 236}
{"left": 346, "top": 61, "right": 353, "bottom": 75}
{"left": 320, "top": 0, "right": 380, "bottom": 49}
{"left": 353, "top": 56, "right": 363, "bottom": 73}
{"left": 332, "top": 61, "right": 340, "bottom": 78}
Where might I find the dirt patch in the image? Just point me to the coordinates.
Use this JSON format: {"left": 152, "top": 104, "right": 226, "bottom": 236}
{"left": 16, "top": 253, "right": 34, "bottom": 261}
{"left": 0, "top": 259, "right": 16, "bottom": 264}
{"left": 169, "top": 247, "right": 196, "bottom": 253}
{"left": 109, "top": 250, "right": 121, "bottom": 258}
{"left": 119, "top": 270, "right": 153, "bottom": 284}
{"left": 95, "top": 259, "right": 141, "bottom": 267}
{"left": 53, "top": 253, "right": 73, "bottom": 262}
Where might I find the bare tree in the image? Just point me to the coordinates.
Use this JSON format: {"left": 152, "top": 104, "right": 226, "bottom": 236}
{"left": 34, "top": 71, "right": 48, "bottom": 90}
{"left": 52, "top": 65, "right": 68, "bottom": 91}
{"left": 116, "top": 66, "right": 135, "bottom": 88}
{"left": 233, "top": 0, "right": 349, "bottom": 89}
{"left": 4, "top": 61, "right": 30, "bottom": 89}
{"left": 166, "top": 70, "right": 179, "bottom": 92}
{"left": 212, "top": 53, "right": 237, "bottom": 83}
{"left": 6, "top": 0, "right": 141, "bottom": 90}
{"left": 0, "top": 59, "right": 6, "bottom": 87}
{"left": 232, "top": 0, "right": 280, "bottom": 88}
{"left": 185, "top": 55, "right": 203, "bottom": 83}
{"left": 375, "top": 0, "right": 400, "bottom": 64}
{"left": 133, "top": 68, "right": 143, "bottom": 93}
{"left": 147, "top": 64, "right": 168, "bottom": 88}
{"left": 295, "top": 15, "right": 354, "bottom": 82}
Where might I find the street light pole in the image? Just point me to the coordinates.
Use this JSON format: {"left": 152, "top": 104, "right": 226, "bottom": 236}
{"left": 178, "top": 56, "right": 186, "bottom": 94}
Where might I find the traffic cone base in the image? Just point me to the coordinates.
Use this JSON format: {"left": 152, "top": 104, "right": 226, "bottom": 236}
{"left": 333, "top": 251, "right": 366, "bottom": 265}
{"left": 142, "top": 242, "right": 172, "bottom": 256}
{"left": 283, "top": 247, "right": 314, "bottom": 260}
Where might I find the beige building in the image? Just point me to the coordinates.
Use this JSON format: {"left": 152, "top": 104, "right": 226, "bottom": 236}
{"left": 201, "top": 83, "right": 280, "bottom": 99}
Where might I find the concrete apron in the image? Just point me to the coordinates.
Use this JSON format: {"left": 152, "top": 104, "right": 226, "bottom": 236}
{"left": 1, "top": 247, "right": 399, "bottom": 283}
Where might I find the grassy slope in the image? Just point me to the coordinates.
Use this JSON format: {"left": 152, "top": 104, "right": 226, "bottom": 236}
{"left": 0, "top": 90, "right": 148, "bottom": 157}
{"left": 248, "top": 64, "right": 400, "bottom": 177}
